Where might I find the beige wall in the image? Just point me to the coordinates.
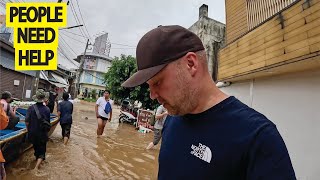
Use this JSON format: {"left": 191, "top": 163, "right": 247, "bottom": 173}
{"left": 220, "top": 70, "right": 320, "bottom": 179}
{"left": 225, "top": 0, "right": 248, "bottom": 44}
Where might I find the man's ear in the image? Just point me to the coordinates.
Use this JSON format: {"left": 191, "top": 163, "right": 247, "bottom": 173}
{"left": 185, "top": 52, "right": 198, "bottom": 76}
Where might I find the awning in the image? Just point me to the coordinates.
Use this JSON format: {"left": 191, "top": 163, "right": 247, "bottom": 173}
{"left": 51, "top": 73, "right": 69, "bottom": 86}
{"left": 40, "top": 71, "right": 49, "bottom": 81}
{"left": 50, "top": 82, "right": 68, "bottom": 88}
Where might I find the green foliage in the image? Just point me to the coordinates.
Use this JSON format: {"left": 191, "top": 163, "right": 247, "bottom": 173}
{"left": 83, "top": 98, "right": 96, "bottom": 102}
{"left": 91, "top": 89, "right": 97, "bottom": 99}
{"left": 105, "top": 55, "right": 159, "bottom": 109}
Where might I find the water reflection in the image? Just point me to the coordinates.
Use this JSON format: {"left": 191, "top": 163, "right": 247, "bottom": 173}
{"left": 6, "top": 103, "right": 159, "bottom": 179}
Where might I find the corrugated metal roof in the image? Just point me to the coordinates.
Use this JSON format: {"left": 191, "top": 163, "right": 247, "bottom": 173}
{"left": 51, "top": 72, "right": 68, "bottom": 85}
{"left": 0, "top": 55, "right": 36, "bottom": 77}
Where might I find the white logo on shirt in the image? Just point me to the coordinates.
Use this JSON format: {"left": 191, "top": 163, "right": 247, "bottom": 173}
{"left": 190, "top": 143, "right": 212, "bottom": 163}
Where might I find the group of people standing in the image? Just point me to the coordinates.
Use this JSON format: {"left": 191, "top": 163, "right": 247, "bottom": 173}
{"left": 25, "top": 88, "right": 74, "bottom": 170}
{"left": 0, "top": 85, "right": 74, "bottom": 173}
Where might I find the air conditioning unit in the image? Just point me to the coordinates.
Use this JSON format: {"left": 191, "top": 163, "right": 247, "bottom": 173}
{"left": 14, "top": 80, "right": 20, "bottom": 86}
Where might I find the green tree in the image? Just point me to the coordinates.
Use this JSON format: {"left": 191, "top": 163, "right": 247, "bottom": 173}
{"left": 105, "top": 55, "right": 158, "bottom": 109}
{"left": 91, "top": 89, "right": 97, "bottom": 99}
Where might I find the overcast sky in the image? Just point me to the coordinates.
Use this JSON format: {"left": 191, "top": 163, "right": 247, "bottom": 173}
{"left": 2, "top": 0, "right": 225, "bottom": 69}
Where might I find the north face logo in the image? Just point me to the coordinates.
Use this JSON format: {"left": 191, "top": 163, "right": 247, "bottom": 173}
{"left": 190, "top": 143, "right": 212, "bottom": 163}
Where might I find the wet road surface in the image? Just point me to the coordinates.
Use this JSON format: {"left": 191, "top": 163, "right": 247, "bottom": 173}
{"left": 6, "top": 101, "right": 159, "bottom": 180}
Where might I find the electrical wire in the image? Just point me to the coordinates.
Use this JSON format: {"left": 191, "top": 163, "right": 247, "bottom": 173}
{"left": 69, "top": 0, "right": 90, "bottom": 41}
{"left": 74, "top": 0, "right": 92, "bottom": 41}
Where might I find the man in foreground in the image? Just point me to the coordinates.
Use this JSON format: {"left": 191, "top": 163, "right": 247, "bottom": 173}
{"left": 122, "top": 25, "right": 296, "bottom": 179}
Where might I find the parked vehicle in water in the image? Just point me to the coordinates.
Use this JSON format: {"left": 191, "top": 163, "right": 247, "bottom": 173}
{"left": 120, "top": 99, "right": 131, "bottom": 111}
{"left": 120, "top": 99, "right": 138, "bottom": 118}
{"left": 119, "top": 110, "right": 137, "bottom": 125}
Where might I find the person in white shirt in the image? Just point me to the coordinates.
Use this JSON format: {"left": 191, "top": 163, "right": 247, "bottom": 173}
{"left": 146, "top": 105, "right": 168, "bottom": 149}
{"left": 95, "top": 90, "right": 113, "bottom": 137}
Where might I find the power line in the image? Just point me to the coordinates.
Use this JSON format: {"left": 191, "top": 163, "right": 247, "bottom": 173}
{"left": 111, "top": 47, "right": 136, "bottom": 49}
{"left": 60, "top": 31, "right": 87, "bottom": 44}
{"left": 60, "top": 30, "right": 136, "bottom": 48}
{"left": 60, "top": 29, "right": 87, "bottom": 39}
{"left": 58, "top": 39, "right": 77, "bottom": 59}
{"left": 59, "top": 35, "right": 78, "bottom": 57}
{"left": 58, "top": 47, "right": 80, "bottom": 68}
{"left": 57, "top": 43, "right": 75, "bottom": 62}
{"left": 69, "top": 0, "right": 90, "bottom": 41}
{"left": 58, "top": 46, "right": 73, "bottom": 61}
{"left": 110, "top": 42, "right": 135, "bottom": 48}
{"left": 84, "top": 71, "right": 105, "bottom": 81}
{"left": 74, "top": 0, "right": 92, "bottom": 41}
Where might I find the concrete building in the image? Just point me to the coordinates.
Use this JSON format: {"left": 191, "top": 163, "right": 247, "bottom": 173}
{"left": 75, "top": 52, "right": 112, "bottom": 98}
{"left": 74, "top": 33, "right": 113, "bottom": 98}
{"left": 189, "top": 4, "right": 226, "bottom": 81}
{"left": 218, "top": 0, "right": 320, "bottom": 179}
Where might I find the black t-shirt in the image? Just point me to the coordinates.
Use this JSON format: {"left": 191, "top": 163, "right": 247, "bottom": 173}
{"left": 48, "top": 91, "right": 58, "bottom": 107}
{"left": 25, "top": 103, "right": 50, "bottom": 134}
{"left": 158, "top": 96, "right": 296, "bottom": 180}
{"left": 57, "top": 100, "right": 73, "bottom": 124}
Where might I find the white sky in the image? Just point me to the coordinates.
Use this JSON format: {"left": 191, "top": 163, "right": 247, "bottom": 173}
{"left": 1, "top": 0, "right": 225, "bottom": 69}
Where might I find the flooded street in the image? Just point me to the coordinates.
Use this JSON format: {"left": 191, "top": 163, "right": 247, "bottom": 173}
{"left": 6, "top": 101, "right": 159, "bottom": 180}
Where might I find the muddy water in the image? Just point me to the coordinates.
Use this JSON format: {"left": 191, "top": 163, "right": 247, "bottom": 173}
{"left": 6, "top": 101, "right": 159, "bottom": 180}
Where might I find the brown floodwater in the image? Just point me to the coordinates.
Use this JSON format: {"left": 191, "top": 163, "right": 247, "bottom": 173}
{"left": 6, "top": 101, "right": 159, "bottom": 180}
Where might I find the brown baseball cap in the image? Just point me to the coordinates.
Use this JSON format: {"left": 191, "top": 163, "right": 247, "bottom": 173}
{"left": 121, "top": 25, "right": 204, "bottom": 87}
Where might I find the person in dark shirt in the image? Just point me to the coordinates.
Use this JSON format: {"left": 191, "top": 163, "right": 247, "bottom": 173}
{"left": 57, "top": 92, "right": 73, "bottom": 145}
{"left": 121, "top": 25, "right": 296, "bottom": 179}
{"left": 25, "top": 89, "right": 51, "bottom": 170}
{"left": 48, "top": 85, "right": 58, "bottom": 113}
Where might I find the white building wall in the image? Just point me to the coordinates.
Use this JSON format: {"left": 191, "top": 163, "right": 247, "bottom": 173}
{"left": 96, "top": 59, "right": 107, "bottom": 72}
{"left": 96, "top": 58, "right": 112, "bottom": 73}
{"left": 220, "top": 70, "right": 320, "bottom": 180}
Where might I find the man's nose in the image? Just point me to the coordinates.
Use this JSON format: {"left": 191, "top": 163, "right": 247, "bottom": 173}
{"left": 149, "top": 88, "right": 158, "bottom": 100}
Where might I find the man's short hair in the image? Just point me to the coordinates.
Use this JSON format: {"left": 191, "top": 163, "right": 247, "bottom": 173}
{"left": 104, "top": 90, "right": 111, "bottom": 94}
{"left": 62, "top": 92, "right": 69, "bottom": 101}
{"left": 1, "top": 91, "right": 12, "bottom": 100}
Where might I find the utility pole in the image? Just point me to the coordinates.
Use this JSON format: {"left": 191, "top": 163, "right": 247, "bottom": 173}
{"left": 74, "top": 39, "right": 90, "bottom": 99}
{"left": 32, "top": 71, "right": 41, "bottom": 96}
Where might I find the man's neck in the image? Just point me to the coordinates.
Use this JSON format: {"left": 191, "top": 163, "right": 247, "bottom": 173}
{"left": 190, "top": 79, "right": 228, "bottom": 114}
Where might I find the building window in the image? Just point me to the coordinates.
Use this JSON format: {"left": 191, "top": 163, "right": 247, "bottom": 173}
{"left": 95, "top": 72, "right": 105, "bottom": 85}
{"left": 246, "top": 0, "right": 297, "bottom": 29}
{"left": 84, "top": 72, "right": 93, "bottom": 83}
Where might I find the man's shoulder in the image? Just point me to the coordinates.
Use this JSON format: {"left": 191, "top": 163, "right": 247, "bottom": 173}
{"left": 216, "top": 97, "right": 271, "bottom": 125}
{"left": 67, "top": 100, "right": 73, "bottom": 105}
{"left": 162, "top": 115, "right": 181, "bottom": 128}
{"left": 38, "top": 104, "right": 50, "bottom": 113}
{"left": 96, "top": 97, "right": 103, "bottom": 101}
{"left": 60, "top": 100, "right": 72, "bottom": 105}
{"left": 27, "top": 105, "right": 34, "bottom": 111}
{"left": 109, "top": 99, "right": 114, "bottom": 105}
{"left": 0, "top": 99, "right": 6, "bottom": 104}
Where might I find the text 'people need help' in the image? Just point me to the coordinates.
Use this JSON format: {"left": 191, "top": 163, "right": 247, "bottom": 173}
{"left": 6, "top": 3, "right": 67, "bottom": 70}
